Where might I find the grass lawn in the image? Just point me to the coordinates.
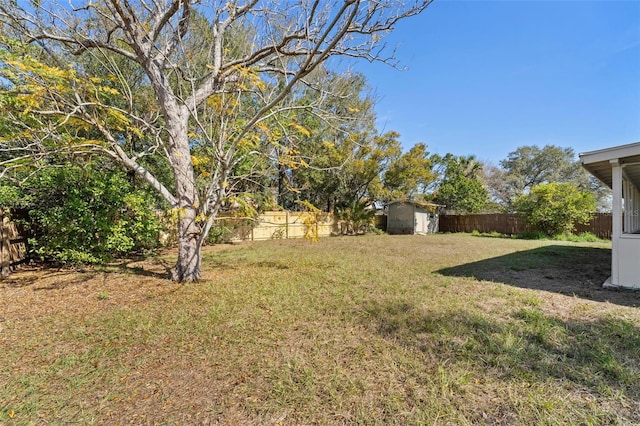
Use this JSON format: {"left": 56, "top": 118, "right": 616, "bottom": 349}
{"left": 1, "top": 234, "right": 639, "bottom": 425}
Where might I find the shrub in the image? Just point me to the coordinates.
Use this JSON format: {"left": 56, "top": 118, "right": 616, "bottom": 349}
{"left": 335, "top": 200, "right": 376, "bottom": 235}
{"left": 22, "top": 165, "right": 162, "bottom": 265}
{"left": 517, "top": 231, "right": 549, "bottom": 240}
{"left": 471, "top": 230, "right": 504, "bottom": 238}
{"left": 553, "top": 232, "right": 603, "bottom": 243}
{"left": 575, "top": 232, "right": 601, "bottom": 242}
{"left": 513, "top": 182, "right": 596, "bottom": 237}
{"left": 0, "top": 185, "right": 24, "bottom": 207}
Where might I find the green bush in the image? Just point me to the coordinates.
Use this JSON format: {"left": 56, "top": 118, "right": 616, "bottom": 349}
{"left": 517, "top": 231, "right": 549, "bottom": 240}
{"left": 553, "top": 232, "right": 603, "bottom": 243}
{"left": 574, "top": 232, "right": 601, "bottom": 242}
{"left": 515, "top": 231, "right": 605, "bottom": 243}
{"left": 21, "top": 165, "right": 162, "bottom": 265}
{"left": 206, "top": 222, "right": 235, "bottom": 244}
{"left": 471, "top": 230, "right": 504, "bottom": 238}
{"left": 0, "top": 185, "right": 24, "bottom": 207}
{"left": 513, "top": 182, "right": 596, "bottom": 237}
{"left": 335, "top": 200, "right": 376, "bottom": 235}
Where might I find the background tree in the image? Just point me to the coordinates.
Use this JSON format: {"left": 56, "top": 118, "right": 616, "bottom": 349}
{"left": 326, "top": 131, "right": 403, "bottom": 209}
{"left": 272, "top": 71, "right": 383, "bottom": 212}
{"left": 486, "top": 144, "right": 609, "bottom": 211}
{"left": 430, "top": 153, "right": 488, "bottom": 213}
{"left": 513, "top": 182, "right": 596, "bottom": 236}
{"left": 382, "top": 142, "right": 434, "bottom": 202}
{"left": 0, "top": 0, "right": 432, "bottom": 281}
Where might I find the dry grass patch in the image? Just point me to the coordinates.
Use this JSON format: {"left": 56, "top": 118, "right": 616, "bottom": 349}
{"left": 1, "top": 234, "right": 639, "bottom": 424}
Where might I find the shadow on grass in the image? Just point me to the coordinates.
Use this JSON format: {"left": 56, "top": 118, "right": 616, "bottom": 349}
{"left": 1, "top": 256, "right": 173, "bottom": 290}
{"left": 104, "top": 257, "right": 173, "bottom": 280}
{"left": 1, "top": 269, "right": 97, "bottom": 290}
{"left": 361, "top": 299, "right": 640, "bottom": 423}
{"left": 437, "top": 245, "right": 640, "bottom": 308}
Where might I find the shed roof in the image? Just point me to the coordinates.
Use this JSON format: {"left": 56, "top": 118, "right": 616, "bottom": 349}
{"left": 387, "top": 200, "right": 445, "bottom": 208}
{"left": 580, "top": 142, "right": 640, "bottom": 190}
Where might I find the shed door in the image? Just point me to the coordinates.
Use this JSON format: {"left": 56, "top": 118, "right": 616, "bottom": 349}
{"left": 415, "top": 211, "right": 430, "bottom": 234}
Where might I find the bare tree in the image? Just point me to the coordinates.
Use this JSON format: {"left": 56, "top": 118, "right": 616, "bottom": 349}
{"left": 0, "top": 0, "right": 432, "bottom": 282}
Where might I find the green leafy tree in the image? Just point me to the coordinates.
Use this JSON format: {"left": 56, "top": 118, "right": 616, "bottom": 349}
{"left": 0, "top": 0, "right": 432, "bottom": 282}
{"left": 17, "top": 164, "right": 161, "bottom": 265}
{"left": 334, "top": 131, "right": 403, "bottom": 206}
{"left": 382, "top": 142, "right": 434, "bottom": 202}
{"left": 486, "top": 145, "right": 609, "bottom": 211}
{"left": 513, "top": 182, "right": 596, "bottom": 236}
{"left": 272, "top": 71, "right": 382, "bottom": 212}
{"left": 431, "top": 154, "right": 488, "bottom": 213}
{"left": 502, "top": 145, "right": 580, "bottom": 190}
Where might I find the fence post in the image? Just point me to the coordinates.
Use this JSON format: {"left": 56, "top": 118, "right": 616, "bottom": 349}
{"left": 285, "top": 211, "right": 289, "bottom": 239}
{"left": 1, "top": 212, "right": 10, "bottom": 277}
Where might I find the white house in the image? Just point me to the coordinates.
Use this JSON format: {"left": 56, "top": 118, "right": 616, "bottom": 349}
{"left": 580, "top": 142, "right": 640, "bottom": 290}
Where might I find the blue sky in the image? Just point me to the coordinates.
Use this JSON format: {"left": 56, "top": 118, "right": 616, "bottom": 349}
{"left": 353, "top": 0, "right": 640, "bottom": 165}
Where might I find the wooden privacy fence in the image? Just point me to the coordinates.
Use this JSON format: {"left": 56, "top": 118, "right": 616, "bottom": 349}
{"left": 439, "top": 214, "right": 530, "bottom": 235}
{"left": 0, "top": 209, "right": 29, "bottom": 276}
{"left": 439, "top": 213, "right": 613, "bottom": 239}
{"left": 211, "top": 211, "right": 340, "bottom": 242}
{"left": 574, "top": 213, "right": 612, "bottom": 238}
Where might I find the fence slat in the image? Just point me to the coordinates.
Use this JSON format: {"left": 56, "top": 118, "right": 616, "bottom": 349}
{"left": 0, "top": 209, "right": 28, "bottom": 277}
{"left": 1, "top": 220, "right": 10, "bottom": 276}
{"left": 439, "top": 213, "right": 612, "bottom": 239}
{"left": 214, "top": 211, "right": 340, "bottom": 242}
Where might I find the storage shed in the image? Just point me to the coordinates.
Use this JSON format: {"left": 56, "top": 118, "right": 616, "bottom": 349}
{"left": 387, "top": 201, "right": 442, "bottom": 235}
{"left": 580, "top": 141, "right": 640, "bottom": 290}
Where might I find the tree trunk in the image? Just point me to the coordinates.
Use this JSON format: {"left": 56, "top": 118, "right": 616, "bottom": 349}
{"left": 277, "top": 151, "right": 287, "bottom": 208}
{"left": 167, "top": 111, "right": 203, "bottom": 282}
{"left": 173, "top": 206, "right": 202, "bottom": 282}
